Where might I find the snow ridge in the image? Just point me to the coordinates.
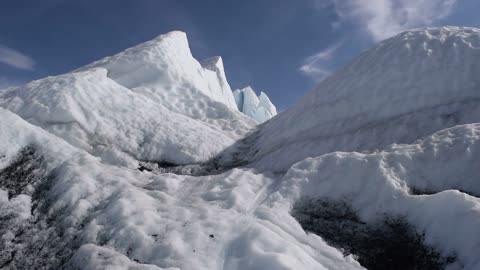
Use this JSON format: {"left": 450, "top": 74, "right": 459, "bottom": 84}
{"left": 252, "top": 26, "right": 480, "bottom": 171}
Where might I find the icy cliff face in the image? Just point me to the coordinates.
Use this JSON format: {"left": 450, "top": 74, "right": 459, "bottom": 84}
{"left": 233, "top": 86, "right": 277, "bottom": 123}
{"left": 251, "top": 26, "right": 480, "bottom": 171}
{"left": 200, "top": 56, "right": 238, "bottom": 109}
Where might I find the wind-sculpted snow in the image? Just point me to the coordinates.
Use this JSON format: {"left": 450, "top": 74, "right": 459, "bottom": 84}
{"left": 233, "top": 86, "right": 277, "bottom": 123}
{"left": 252, "top": 26, "right": 480, "bottom": 171}
{"left": 78, "top": 31, "right": 249, "bottom": 133}
{"left": 0, "top": 67, "right": 252, "bottom": 167}
{"left": 0, "top": 31, "right": 256, "bottom": 166}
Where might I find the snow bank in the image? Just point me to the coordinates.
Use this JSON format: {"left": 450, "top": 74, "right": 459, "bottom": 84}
{"left": 253, "top": 26, "right": 480, "bottom": 171}
{"left": 271, "top": 123, "right": 480, "bottom": 268}
{"left": 0, "top": 31, "right": 258, "bottom": 166}
{"left": 0, "top": 68, "right": 240, "bottom": 167}
{"left": 233, "top": 86, "right": 277, "bottom": 123}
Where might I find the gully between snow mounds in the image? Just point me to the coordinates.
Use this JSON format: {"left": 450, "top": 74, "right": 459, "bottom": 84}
{"left": 137, "top": 129, "right": 262, "bottom": 177}
{"left": 134, "top": 132, "right": 469, "bottom": 270}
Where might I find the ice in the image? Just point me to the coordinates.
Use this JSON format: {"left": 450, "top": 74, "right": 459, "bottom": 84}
{"left": 1, "top": 26, "right": 480, "bottom": 269}
{"left": 251, "top": 26, "right": 480, "bottom": 171}
{"left": 0, "top": 69, "right": 241, "bottom": 167}
{"left": 233, "top": 86, "right": 277, "bottom": 123}
{"left": 68, "top": 244, "right": 170, "bottom": 270}
{"left": 0, "top": 109, "right": 362, "bottom": 269}
{"left": 78, "top": 31, "right": 244, "bottom": 126}
{"left": 274, "top": 123, "right": 480, "bottom": 268}
{"left": 200, "top": 56, "right": 237, "bottom": 109}
{"left": 0, "top": 32, "right": 257, "bottom": 167}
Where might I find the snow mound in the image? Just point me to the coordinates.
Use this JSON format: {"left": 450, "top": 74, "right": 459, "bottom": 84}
{"left": 274, "top": 123, "right": 480, "bottom": 269}
{"left": 233, "top": 86, "right": 277, "bottom": 123}
{"left": 252, "top": 26, "right": 480, "bottom": 171}
{"left": 79, "top": 31, "right": 243, "bottom": 124}
{"left": 0, "top": 32, "right": 256, "bottom": 167}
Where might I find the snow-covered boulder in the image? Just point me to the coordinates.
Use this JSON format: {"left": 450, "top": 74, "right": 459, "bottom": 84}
{"left": 233, "top": 86, "right": 277, "bottom": 123}
{"left": 251, "top": 26, "right": 480, "bottom": 171}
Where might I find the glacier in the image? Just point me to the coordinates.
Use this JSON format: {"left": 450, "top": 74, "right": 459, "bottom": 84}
{"left": 1, "top": 26, "right": 480, "bottom": 270}
{"left": 233, "top": 86, "right": 277, "bottom": 123}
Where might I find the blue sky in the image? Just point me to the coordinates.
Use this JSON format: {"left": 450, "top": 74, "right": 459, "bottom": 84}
{"left": 0, "top": 0, "right": 479, "bottom": 110}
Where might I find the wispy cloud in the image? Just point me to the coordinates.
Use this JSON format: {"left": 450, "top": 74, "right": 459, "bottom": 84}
{"left": 299, "top": 40, "right": 343, "bottom": 81}
{"left": 0, "top": 45, "right": 36, "bottom": 70}
{"left": 329, "top": 0, "right": 458, "bottom": 41}
{"left": 300, "top": 0, "right": 458, "bottom": 81}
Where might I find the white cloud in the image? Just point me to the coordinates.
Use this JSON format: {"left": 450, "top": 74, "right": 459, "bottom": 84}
{"left": 331, "top": 0, "right": 457, "bottom": 41}
{"left": 0, "top": 45, "right": 36, "bottom": 70}
{"left": 299, "top": 40, "right": 343, "bottom": 81}
{"left": 300, "top": 0, "right": 457, "bottom": 81}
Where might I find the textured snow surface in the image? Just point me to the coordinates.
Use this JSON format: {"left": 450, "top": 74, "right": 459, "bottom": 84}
{"left": 0, "top": 32, "right": 255, "bottom": 167}
{"left": 2, "top": 27, "right": 480, "bottom": 269}
{"left": 233, "top": 86, "right": 277, "bottom": 123}
{"left": 80, "top": 32, "right": 239, "bottom": 115}
{"left": 0, "top": 108, "right": 362, "bottom": 270}
{"left": 276, "top": 123, "right": 480, "bottom": 269}
{"left": 252, "top": 26, "right": 480, "bottom": 171}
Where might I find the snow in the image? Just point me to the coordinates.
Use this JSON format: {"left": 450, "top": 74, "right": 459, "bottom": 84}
{"left": 79, "top": 32, "right": 241, "bottom": 119}
{"left": 233, "top": 86, "right": 277, "bottom": 123}
{"left": 68, "top": 244, "right": 167, "bottom": 270}
{"left": 2, "top": 26, "right": 480, "bottom": 269}
{"left": 0, "top": 108, "right": 361, "bottom": 269}
{"left": 0, "top": 32, "right": 256, "bottom": 167}
{"left": 200, "top": 56, "right": 237, "bottom": 109}
{"left": 274, "top": 123, "right": 480, "bottom": 268}
{"left": 251, "top": 26, "right": 480, "bottom": 172}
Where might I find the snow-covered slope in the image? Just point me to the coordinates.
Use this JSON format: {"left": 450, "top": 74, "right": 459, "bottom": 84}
{"left": 0, "top": 107, "right": 363, "bottom": 270}
{"left": 233, "top": 86, "right": 277, "bottom": 123}
{"left": 276, "top": 123, "right": 480, "bottom": 269}
{"left": 250, "top": 26, "right": 480, "bottom": 172}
